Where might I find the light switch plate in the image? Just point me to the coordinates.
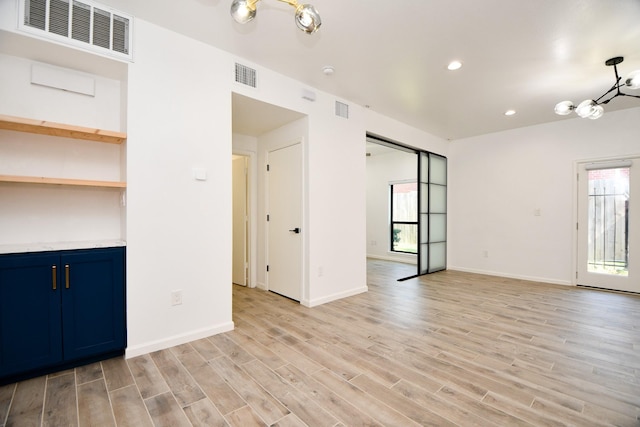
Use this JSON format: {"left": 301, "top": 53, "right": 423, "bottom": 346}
{"left": 193, "top": 168, "right": 207, "bottom": 181}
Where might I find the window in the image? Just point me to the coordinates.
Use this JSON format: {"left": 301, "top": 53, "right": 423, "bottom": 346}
{"left": 587, "top": 167, "right": 629, "bottom": 276}
{"left": 390, "top": 182, "right": 418, "bottom": 253}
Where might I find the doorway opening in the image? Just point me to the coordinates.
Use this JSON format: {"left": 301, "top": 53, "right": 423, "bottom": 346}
{"left": 366, "top": 134, "right": 447, "bottom": 281}
{"left": 231, "top": 92, "right": 307, "bottom": 307}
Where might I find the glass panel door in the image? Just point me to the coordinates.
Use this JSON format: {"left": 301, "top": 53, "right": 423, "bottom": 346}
{"left": 417, "top": 153, "right": 447, "bottom": 274}
{"left": 428, "top": 154, "right": 447, "bottom": 273}
{"left": 577, "top": 158, "right": 639, "bottom": 292}
{"left": 418, "top": 152, "right": 429, "bottom": 275}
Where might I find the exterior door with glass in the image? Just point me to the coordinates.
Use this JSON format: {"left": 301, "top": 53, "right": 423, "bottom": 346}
{"left": 577, "top": 158, "right": 640, "bottom": 293}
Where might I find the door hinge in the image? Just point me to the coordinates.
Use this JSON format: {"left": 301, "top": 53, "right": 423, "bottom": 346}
{"left": 267, "top": 214, "right": 270, "bottom": 221}
{"left": 267, "top": 164, "right": 270, "bottom": 171}
{"left": 266, "top": 265, "right": 269, "bottom": 272}
{"left": 576, "top": 222, "right": 579, "bottom": 230}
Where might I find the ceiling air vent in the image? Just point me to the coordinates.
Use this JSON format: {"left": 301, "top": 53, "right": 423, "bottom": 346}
{"left": 19, "top": 0, "right": 133, "bottom": 60}
{"left": 335, "top": 101, "right": 349, "bottom": 119}
{"left": 235, "top": 63, "right": 257, "bottom": 88}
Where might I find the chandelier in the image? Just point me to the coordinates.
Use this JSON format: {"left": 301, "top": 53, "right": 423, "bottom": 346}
{"left": 554, "top": 57, "right": 640, "bottom": 120}
{"left": 230, "top": 0, "right": 321, "bottom": 34}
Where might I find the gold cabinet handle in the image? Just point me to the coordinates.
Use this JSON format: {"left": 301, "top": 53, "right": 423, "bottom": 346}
{"left": 65, "top": 264, "right": 70, "bottom": 289}
{"left": 52, "top": 265, "right": 57, "bottom": 290}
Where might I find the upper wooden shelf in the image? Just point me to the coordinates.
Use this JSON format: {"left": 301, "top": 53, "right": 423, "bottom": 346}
{"left": 0, "top": 114, "right": 126, "bottom": 144}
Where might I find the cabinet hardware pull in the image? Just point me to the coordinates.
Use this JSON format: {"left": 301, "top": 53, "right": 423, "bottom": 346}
{"left": 65, "top": 264, "right": 70, "bottom": 289}
{"left": 52, "top": 265, "right": 57, "bottom": 290}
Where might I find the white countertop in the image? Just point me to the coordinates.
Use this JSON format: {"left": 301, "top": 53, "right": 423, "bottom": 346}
{"left": 0, "top": 240, "right": 126, "bottom": 254}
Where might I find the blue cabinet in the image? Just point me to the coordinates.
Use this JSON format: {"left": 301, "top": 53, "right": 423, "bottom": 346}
{"left": 0, "top": 247, "right": 125, "bottom": 383}
{"left": 0, "top": 253, "right": 62, "bottom": 377}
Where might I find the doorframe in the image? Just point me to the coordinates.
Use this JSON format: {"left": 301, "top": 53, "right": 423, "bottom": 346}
{"left": 265, "top": 137, "right": 307, "bottom": 304}
{"left": 366, "top": 134, "right": 447, "bottom": 281}
{"left": 233, "top": 149, "right": 258, "bottom": 289}
{"left": 572, "top": 153, "right": 640, "bottom": 286}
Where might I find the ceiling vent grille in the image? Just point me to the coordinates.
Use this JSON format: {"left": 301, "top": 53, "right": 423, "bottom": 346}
{"left": 235, "top": 63, "right": 257, "bottom": 88}
{"left": 19, "top": 0, "right": 133, "bottom": 60}
{"left": 335, "top": 101, "right": 349, "bottom": 119}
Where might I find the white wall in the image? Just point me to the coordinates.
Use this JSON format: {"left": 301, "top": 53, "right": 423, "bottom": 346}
{"left": 124, "top": 20, "right": 234, "bottom": 356}
{"left": 0, "top": 53, "right": 124, "bottom": 246}
{"left": 366, "top": 149, "right": 418, "bottom": 263}
{"left": 306, "top": 104, "right": 369, "bottom": 306}
{"left": 448, "top": 107, "right": 640, "bottom": 285}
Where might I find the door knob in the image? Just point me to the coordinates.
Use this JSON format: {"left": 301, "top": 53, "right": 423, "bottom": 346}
{"left": 289, "top": 227, "right": 301, "bottom": 234}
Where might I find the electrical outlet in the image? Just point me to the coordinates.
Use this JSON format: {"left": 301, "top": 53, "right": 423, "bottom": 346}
{"left": 171, "top": 290, "right": 183, "bottom": 306}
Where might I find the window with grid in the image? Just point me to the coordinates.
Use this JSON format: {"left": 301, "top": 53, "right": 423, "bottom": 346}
{"left": 390, "top": 182, "right": 418, "bottom": 254}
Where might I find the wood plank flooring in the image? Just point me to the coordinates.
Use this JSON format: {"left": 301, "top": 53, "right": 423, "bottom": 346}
{"left": 1, "top": 259, "right": 639, "bottom": 426}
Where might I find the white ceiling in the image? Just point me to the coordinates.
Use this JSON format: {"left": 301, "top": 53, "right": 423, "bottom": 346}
{"left": 98, "top": 0, "right": 640, "bottom": 140}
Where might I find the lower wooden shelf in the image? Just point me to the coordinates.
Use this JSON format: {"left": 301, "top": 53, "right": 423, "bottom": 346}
{"left": 0, "top": 175, "right": 126, "bottom": 188}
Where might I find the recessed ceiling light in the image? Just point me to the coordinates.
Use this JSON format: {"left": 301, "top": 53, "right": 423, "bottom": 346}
{"left": 447, "top": 61, "right": 463, "bottom": 71}
{"left": 322, "top": 66, "right": 335, "bottom": 75}
{"left": 504, "top": 110, "right": 516, "bottom": 116}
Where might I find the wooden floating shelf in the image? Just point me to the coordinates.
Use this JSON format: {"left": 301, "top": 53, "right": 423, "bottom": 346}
{"left": 0, "top": 114, "right": 126, "bottom": 144}
{"left": 0, "top": 175, "right": 126, "bottom": 188}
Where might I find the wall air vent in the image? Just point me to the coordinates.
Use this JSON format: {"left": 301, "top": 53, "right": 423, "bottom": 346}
{"left": 335, "top": 101, "right": 349, "bottom": 119}
{"left": 19, "top": 0, "right": 133, "bottom": 61}
{"left": 235, "top": 63, "right": 257, "bottom": 88}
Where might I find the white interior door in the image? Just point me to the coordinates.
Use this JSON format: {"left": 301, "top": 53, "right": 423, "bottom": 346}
{"left": 577, "top": 157, "right": 640, "bottom": 293}
{"left": 267, "top": 143, "right": 302, "bottom": 301}
{"left": 232, "top": 156, "right": 247, "bottom": 286}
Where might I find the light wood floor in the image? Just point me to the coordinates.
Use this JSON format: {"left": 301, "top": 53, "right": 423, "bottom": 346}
{"left": 1, "top": 259, "right": 639, "bottom": 426}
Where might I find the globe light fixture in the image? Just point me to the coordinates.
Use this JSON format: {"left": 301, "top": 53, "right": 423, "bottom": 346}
{"left": 230, "top": 0, "right": 257, "bottom": 24}
{"left": 230, "top": 0, "right": 321, "bottom": 33}
{"left": 554, "top": 57, "right": 640, "bottom": 120}
{"left": 626, "top": 70, "right": 640, "bottom": 89}
{"left": 575, "top": 99, "right": 597, "bottom": 118}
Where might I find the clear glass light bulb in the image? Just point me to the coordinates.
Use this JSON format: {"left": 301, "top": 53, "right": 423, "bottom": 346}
{"left": 295, "top": 4, "right": 321, "bottom": 33}
{"left": 575, "top": 100, "right": 596, "bottom": 118}
{"left": 625, "top": 70, "right": 640, "bottom": 90}
{"left": 554, "top": 100, "right": 574, "bottom": 115}
{"left": 231, "top": 0, "right": 257, "bottom": 24}
{"left": 588, "top": 105, "right": 604, "bottom": 120}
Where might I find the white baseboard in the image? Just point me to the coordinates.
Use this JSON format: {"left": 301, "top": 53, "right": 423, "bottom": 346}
{"left": 256, "top": 281, "right": 267, "bottom": 291}
{"left": 124, "top": 321, "right": 235, "bottom": 359}
{"left": 447, "top": 266, "right": 572, "bottom": 286}
{"left": 302, "top": 286, "right": 368, "bottom": 307}
{"left": 367, "top": 253, "right": 417, "bottom": 265}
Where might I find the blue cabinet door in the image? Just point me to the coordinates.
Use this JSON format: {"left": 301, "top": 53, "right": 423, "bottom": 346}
{"left": 0, "top": 253, "right": 63, "bottom": 377}
{"left": 61, "top": 248, "right": 125, "bottom": 361}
